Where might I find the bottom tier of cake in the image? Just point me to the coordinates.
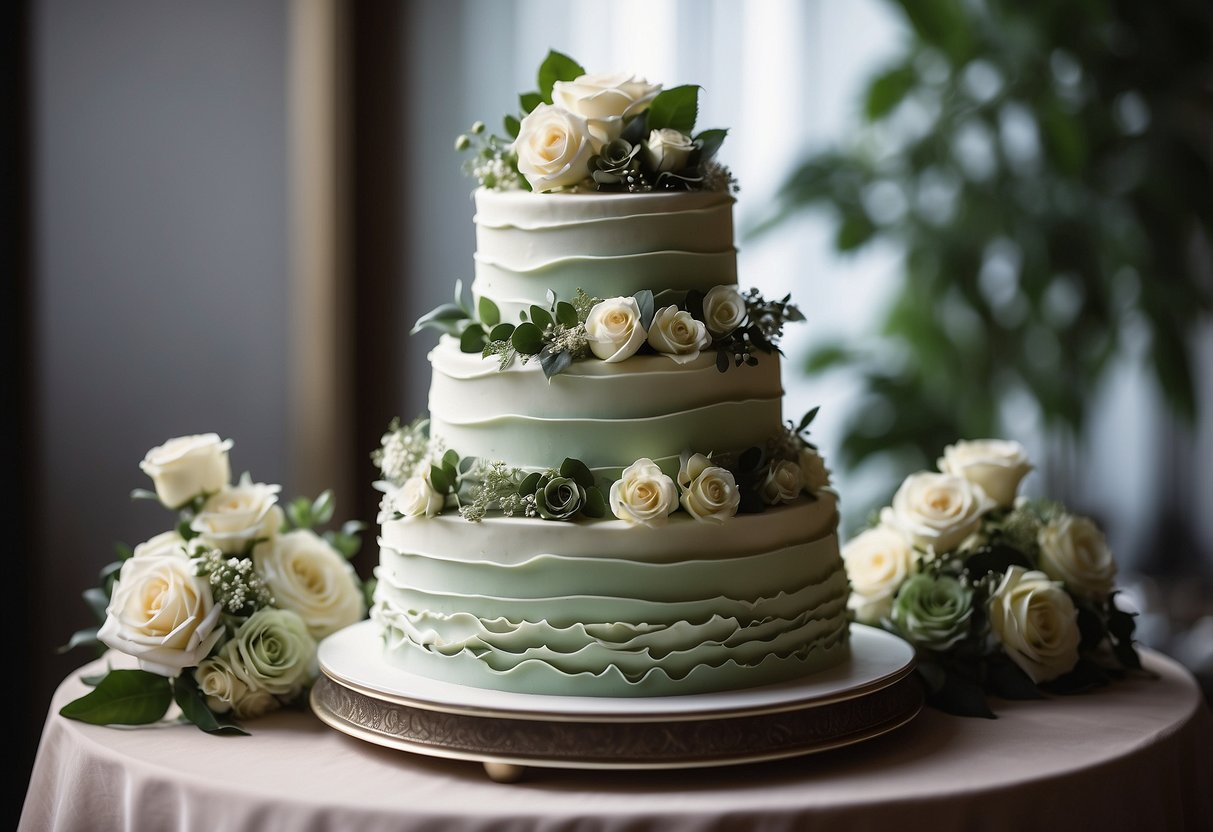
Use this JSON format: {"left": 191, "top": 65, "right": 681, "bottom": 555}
{"left": 371, "top": 495, "right": 850, "bottom": 697}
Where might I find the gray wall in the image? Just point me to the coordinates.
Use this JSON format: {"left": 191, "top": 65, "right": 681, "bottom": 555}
{"left": 28, "top": 0, "right": 290, "bottom": 768}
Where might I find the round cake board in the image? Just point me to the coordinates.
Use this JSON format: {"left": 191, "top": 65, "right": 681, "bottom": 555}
{"left": 311, "top": 620, "right": 922, "bottom": 781}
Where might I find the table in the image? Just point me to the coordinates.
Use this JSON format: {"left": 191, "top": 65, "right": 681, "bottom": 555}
{"left": 20, "top": 650, "right": 1213, "bottom": 831}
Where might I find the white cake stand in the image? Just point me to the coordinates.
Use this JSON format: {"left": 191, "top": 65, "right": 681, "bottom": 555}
{"left": 311, "top": 620, "right": 921, "bottom": 782}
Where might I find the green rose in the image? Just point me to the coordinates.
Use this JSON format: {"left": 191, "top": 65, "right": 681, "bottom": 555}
{"left": 227, "top": 607, "right": 317, "bottom": 699}
{"left": 590, "top": 139, "right": 642, "bottom": 186}
{"left": 536, "top": 475, "right": 585, "bottom": 521}
{"left": 891, "top": 573, "right": 974, "bottom": 652}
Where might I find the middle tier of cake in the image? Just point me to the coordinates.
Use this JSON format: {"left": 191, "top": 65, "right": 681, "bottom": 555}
{"left": 373, "top": 494, "right": 849, "bottom": 697}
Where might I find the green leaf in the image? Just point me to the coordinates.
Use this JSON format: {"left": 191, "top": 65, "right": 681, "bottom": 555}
{"left": 324, "top": 530, "right": 362, "bottom": 559}
{"left": 797, "top": 406, "right": 820, "bottom": 433}
{"left": 529, "top": 305, "right": 554, "bottom": 330}
{"left": 442, "top": 449, "right": 460, "bottom": 469}
{"left": 113, "top": 542, "right": 134, "bottom": 561}
{"left": 963, "top": 545, "right": 1032, "bottom": 580}
{"left": 924, "top": 669, "right": 996, "bottom": 718}
{"left": 646, "top": 85, "right": 700, "bottom": 134}
{"left": 454, "top": 277, "right": 466, "bottom": 309}
{"left": 129, "top": 488, "right": 159, "bottom": 502}
{"left": 59, "top": 669, "right": 174, "bottom": 726}
{"left": 582, "top": 486, "right": 607, "bottom": 518}
{"left": 488, "top": 323, "right": 516, "bottom": 341}
{"left": 537, "top": 50, "right": 585, "bottom": 103}
{"left": 559, "top": 457, "right": 595, "bottom": 489}
{"left": 511, "top": 322, "right": 544, "bottom": 355}
{"left": 503, "top": 114, "right": 520, "bottom": 139}
{"left": 694, "top": 128, "right": 728, "bottom": 163}
{"left": 58, "top": 627, "right": 101, "bottom": 655}
{"left": 411, "top": 303, "right": 468, "bottom": 336}
{"left": 80, "top": 667, "right": 111, "bottom": 687}
{"left": 478, "top": 296, "right": 501, "bottom": 327}
{"left": 460, "top": 326, "right": 487, "bottom": 354}
{"left": 311, "top": 490, "right": 335, "bottom": 526}
{"left": 177, "top": 518, "right": 199, "bottom": 542}
{"left": 517, "top": 471, "right": 543, "bottom": 496}
{"left": 835, "top": 213, "right": 876, "bottom": 251}
{"left": 429, "top": 465, "right": 452, "bottom": 495}
{"left": 864, "top": 64, "right": 916, "bottom": 121}
{"left": 520, "top": 91, "right": 542, "bottom": 114}
{"left": 287, "top": 495, "right": 313, "bottom": 529}
{"left": 540, "top": 348, "right": 573, "bottom": 379}
{"left": 633, "top": 289, "right": 656, "bottom": 331}
{"left": 555, "top": 301, "right": 578, "bottom": 327}
{"left": 83, "top": 587, "right": 110, "bottom": 624}
{"left": 99, "top": 559, "right": 124, "bottom": 584}
{"left": 172, "top": 673, "right": 249, "bottom": 736}
{"left": 985, "top": 657, "right": 1045, "bottom": 700}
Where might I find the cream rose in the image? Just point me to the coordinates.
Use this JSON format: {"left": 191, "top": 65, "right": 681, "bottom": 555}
{"left": 513, "top": 103, "right": 595, "bottom": 192}
{"left": 1038, "top": 514, "right": 1117, "bottom": 601}
{"left": 194, "top": 653, "right": 248, "bottom": 714}
{"left": 677, "top": 453, "right": 740, "bottom": 523}
{"left": 843, "top": 525, "right": 915, "bottom": 625}
{"left": 702, "top": 285, "right": 746, "bottom": 337}
{"left": 937, "top": 439, "right": 1033, "bottom": 508}
{"left": 551, "top": 72, "right": 660, "bottom": 148}
{"left": 644, "top": 128, "right": 696, "bottom": 173}
{"left": 132, "top": 530, "right": 189, "bottom": 559}
{"left": 762, "top": 460, "right": 803, "bottom": 505}
{"left": 585, "top": 297, "right": 647, "bottom": 362}
{"left": 97, "top": 555, "right": 224, "bottom": 676}
{"left": 609, "top": 458, "right": 679, "bottom": 527}
{"left": 988, "top": 566, "right": 1080, "bottom": 683}
{"left": 799, "top": 448, "right": 831, "bottom": 493}
{"left": 254, "top": 529, "right": 365, "bottom": 639}
{"left": 139, "top": 433, "right": 233, "bottom": 509}
{"left": 395, "top": 472, "right": 445, "bottom": 517}
{"left": 190, "top": 475, "right": 284, "bottom": 554}
{"left": 889, "top": 471, "right": 992, "bottom": 553}
{"left": 647, "top": 305, "right": 712, "bottom": 364}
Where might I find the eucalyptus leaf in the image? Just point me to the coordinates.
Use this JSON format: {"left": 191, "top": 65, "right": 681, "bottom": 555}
{"left": 129, "top": 488, "right": 159, "bottom": 502}
{"left": 582, "top": 486, "right": 607, "bottom": 518}
{"left": 411, "top": 303, "right": 468, "bottom": 336}
{"left": 537, "top": 50, "right": 585, "bottom": 103}
{"left": 460, "top": 326, "right": 486, "bottom": 354}
{"left": 99, "top": 560, "right": 124, "bottom": 583}
{"left": 429, "top": 465, "right": 452, "bottom": 495}
{"left": 646, "top": 85, "right": 700, "bottom": 134}
{"left": 324, "top": 530, "right": 362, "bottom": 559}
{"left": 311, "top": 490, "right": 335, "bottom": 526}
{"left": 59, "top": 669, "right": 174, "bottom": 726}
{"left": 58, "top": 627, "right": 101, "bottom": 655}
{"left": 684, "top": 289, "right": 705, "bottom": 322}
{"left": 114, "top": 542, "right": 134, "bottom": 561}
{"left": 488, "top": 323, "right": 516, "bottom": 341}
{"left": 558, "top": 457, "right": 595, "bottom": 489}
{"left": 478, "top": 296, "right": 501, "bottom": 327}
{"left": 694, "top": 128, "right": 728, "bottom": 163}
{"left": 442, "top": 449, "right": 460, "bottom": 469}
{"left": 511, "top": 322, "right": 544, "bottom": 355}
{"left": 453, "top": 277, "right": 466, "bottom": 310}
{"left": 633, "top": 289, "right": 656, "bottom": 331}
{"left": 546, "top": 288, "right": 557, "bottom": 308}
{"left": 518, "top": 471, "right": 543, "bottom": 496}
{"left": 288, "top": 496, "right": 313, "bottom": 529}
{"left": 716, "top": 348, "right": 730, "bottom": 373}
{"left": 540, "top": 348, "right": 573, "bottom": 379}
{"left": 529, "top": 305, "right": 554, "bottom": 331}
{"left": 555, "top": 301, "right": 578, "bottom": 327}
{"left": 172, "top": 673, "right": 249, "bottom": 736}
{"left": 83, "top": 587, "right": 110, "bottom": 624}
{"left": 80, "top": 668, "right": 111, "bottom": 687}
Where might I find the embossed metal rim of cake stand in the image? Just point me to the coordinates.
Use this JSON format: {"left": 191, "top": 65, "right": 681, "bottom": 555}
{"left": 311, "top": 621, "right": 922, "bottom": 778}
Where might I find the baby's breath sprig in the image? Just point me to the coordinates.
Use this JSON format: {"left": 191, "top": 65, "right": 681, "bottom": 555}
{"left": 455, "top": 120, "right": 523, "bottom": 191}
{"left": 459, "top": 459, "right": 530, "bottom": 522}
{"left": 193, "top": 549, "right": 275, "bottom": 619}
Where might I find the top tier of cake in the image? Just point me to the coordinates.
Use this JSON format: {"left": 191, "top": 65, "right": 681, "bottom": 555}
{"left": 471, "top": 188, "right": 737, "bottom": 319}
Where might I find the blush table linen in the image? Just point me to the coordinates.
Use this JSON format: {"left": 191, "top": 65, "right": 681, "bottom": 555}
{"left": 20, "top": 649, "right": 1213, "bottom": 832}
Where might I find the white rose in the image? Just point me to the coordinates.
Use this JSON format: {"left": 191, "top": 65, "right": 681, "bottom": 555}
{"left": 647, "top": 305, "right": 712, "bottom": 364}
{"left": 132, "top": 530, "right": 189, "bottom": 559}
{"left": 762, "top": 460, "right": 802, "bottom": 505}
{"left": 609, "top": 458, "right": 679, "bottom": 527}
{"left": 585, "top": 297, "right": 647, "bottom": 362}
{"left": 551, "top": 72, "right": 661, "bottom": 148}
{"left": 139, "top": 433, "right": 233, "bottom": 509}
{"left": 1037, "top": 514, "right": 1117, "bottom": 601}
{"left": 643, "top": 128, "right": 696, "bottom": 173}
{"left": 677, "top": 453, "right": 740, "bottom": 523}
{"left": 843, "top": 525, "right": 915, "bottom": 625}
{"left": 799, "top": 448, "right": 831, "bottom": 494}
{"left": 190, "top": 474, "right": 284, "bottom": 554}
{"left": 701, "top": 285, "right": 746, "bottom": 337}
{"left": 97, "top": 555, "right": 224, "bottom": 677}
{"left": 889, "top": 471, "right": 992, "bottom": 553}
{"left": 395, "top": 472, "right": 445, "bottom": 518}
{"left": 194, "top": 654, "right": 248, "bottom": 714}
{"left": 254, "top": 529, "right": 365, "bottom": 639}
{"left": 513, "top": 103, "right": 596, "bottom": 192}
{"left": 988, "top": 566, "right": 1080, "bottom": 683}
{"left": 937, "top": 439, "right": 1033, "bottom": 508}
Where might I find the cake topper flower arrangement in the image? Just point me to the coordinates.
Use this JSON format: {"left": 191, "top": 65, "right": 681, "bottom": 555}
{"left": 455, "top": 50, "right": 736, "bottom": 194}
{"left": 60, "top": 434, "right": 369, "bottom": 734}
{"left": 843, "top": 439, "right": 1142, "bottom": 717}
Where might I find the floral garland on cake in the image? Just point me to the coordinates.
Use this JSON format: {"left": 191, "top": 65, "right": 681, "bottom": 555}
{"left": 372, "top": 409, "right": 829, "bottom": 525}
{"left": 414, "top": 282, "right": 803, "bottom": 379}
{"left": 843, "top": 439, "right": 1143, "bottom": 717}
{"left": 455, "top": 50, "right": 735, "bottom": 194}
{"left": 60, "top": 435, "right": 369, "bottom": 734}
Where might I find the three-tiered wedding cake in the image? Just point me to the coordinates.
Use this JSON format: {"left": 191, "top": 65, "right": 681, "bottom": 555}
{"left": 370, "top": 58, "right": 850, "bottom": 698}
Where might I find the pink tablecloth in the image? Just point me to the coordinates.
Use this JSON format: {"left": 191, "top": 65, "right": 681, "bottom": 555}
{"left": 20, "top": 650, "right": 1213, "bottom": 831}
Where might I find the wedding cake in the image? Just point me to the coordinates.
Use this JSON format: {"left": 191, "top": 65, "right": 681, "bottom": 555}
{"left": 370, "top": 56, "right": 850, "bottom": 697}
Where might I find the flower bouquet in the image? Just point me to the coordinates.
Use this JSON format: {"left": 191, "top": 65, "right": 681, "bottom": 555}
{"left": 60, "top": 434, "right": 370, "bottom": 734}
{"left": 842, "top": 439, "right": 1142, "bottom": 717}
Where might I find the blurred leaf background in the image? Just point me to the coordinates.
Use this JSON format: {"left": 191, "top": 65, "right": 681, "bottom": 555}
{"left": 758, "top": 0, "right": 1213, "bottom": 502}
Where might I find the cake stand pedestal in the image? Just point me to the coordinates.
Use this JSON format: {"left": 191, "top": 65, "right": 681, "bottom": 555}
{"left": 311, "top": 621, "right": 921, "bottom": 781}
